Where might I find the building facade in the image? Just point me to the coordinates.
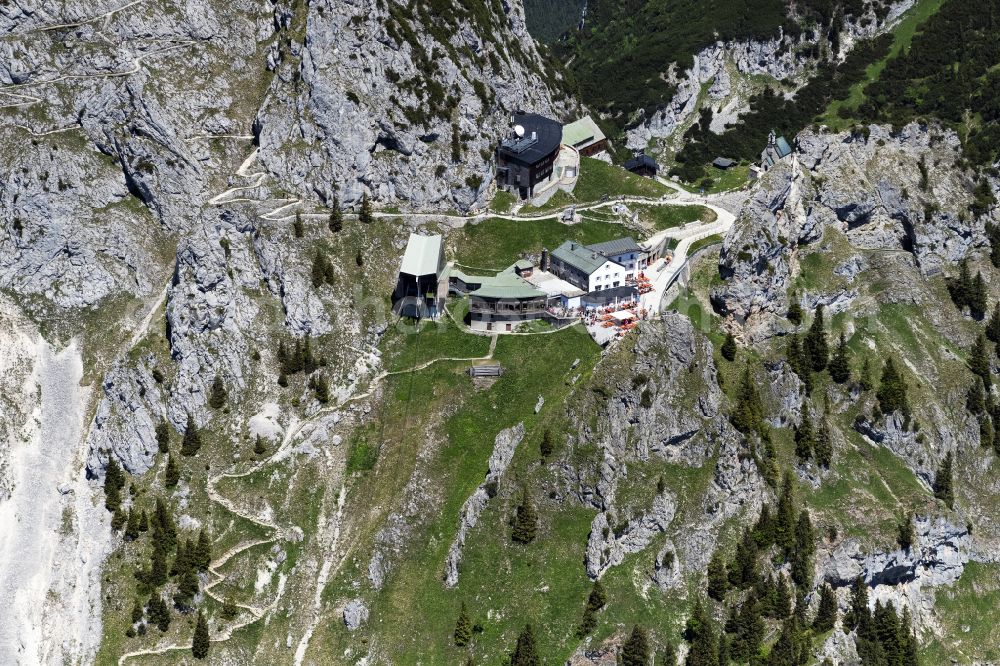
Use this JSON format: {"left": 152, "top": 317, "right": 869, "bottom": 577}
{"left": 549, "top": 238, "right": 647, "bottom": 294}
{"left": 495, "top": 112, "right": 562, "bottom": 200}
{"left": 393, "top": 233, "right": 445, "bottom": 318}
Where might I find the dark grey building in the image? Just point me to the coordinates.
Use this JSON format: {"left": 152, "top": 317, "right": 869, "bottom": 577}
{"left": 496, "top": 112, "right": 562, "bottom": 199}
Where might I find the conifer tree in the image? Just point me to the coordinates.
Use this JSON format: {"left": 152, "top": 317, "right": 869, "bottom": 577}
{"left": 148, "top": 594, "right": 170, "bottom": 631}
{"left": 766, "top": 618, "right": 798, "bottom": 666}
{"left": 454, "top": 602, "right": 472, "bottom": 647}
{"left": 933, "top": 452, "right": 955, "bottom": 508}
{"left": 828, "top": 332, "right": 851, "bottom": 383}
{"left": 805, "top": 305, "right": 829, "bottom": 371}
{"left": 731, "top": 366, "right": 766, "bottom": 437}
{"left": 149, "top": 546, "right": 169, "bottom": 587}
{"left": 660, "top": 641, "right": 677, "bottom": 666}
{"left": 707, "top": 549, "right": 729, "bottom": 601}
{"left": 813, "top": 584, "right": 838, "bottom": 632}
{"left": 949, "top": 259, "right": 973, "bottom": 310}
{"left": 683, "top": 597, "right": 718, "bottom": 666}
{"left": 311, "top": 253, "right": 327, "bottom": 289}
{"left": 981, "top": 415, "right": 995, "bottom": 451}
{"left": 577, "top": 580, "right": 607, "bottom": 637}
{"left": 729, "top": 528, "right": 759, "bottom": 589}
{"left": 125, "top": 508, "right": 140, "bottom": 541}
{"left": 104, "top": 458, "right": 126, "bottom": 514}
{"left": 898, "top": 513, "right": 916, "bottom": 551}
{"left": 180, "top": 413, "right": 201, "bottom": 456}
{"left": 174, "top": 567, "right": 199, "bottom": 610}
{"left": 775, "top": 471, "right": 796, "bottom": 555}
{"left": 787, "top": 295, "right": 803, "bottom": 326}
{"left": 815, "top": 403, "right": 833, "bottom": 468}
{"left": 987, "top": 302, "right": 1000, "bottom": 345}
{"left": 970, "top": 271, "right": 988, "bottom": 318}
{"left": 131, "top": 599, "right": 145, "bottom": 624}
{"left": 732, "top": 592, "right": 765, "bottom": 663}
{"left": 221, "top": 597, "right": 239, "bottom": 620}
{"left": 254, "top": 435, "right": 267, "bottom": 457}
{"left": 843, "top": 575, "right": 870, "bottom": 632}
{"left": 968, "top": 377, "right": 987, "bottom": 415}
{"left": 303, "top": 336, "right": 316, "bottom": 375}
{"left": 207, "top": 375, "right": 227, "bottom": 410}
{"left": 359, "top": 193, "right": 373, "bottom": 224}
{"left": 195, "top": 529, "right": 212, "bottom": 571}
{"left": 192, "top": 610, "right": 210, "bottom": 659}
{"left": 329, "top": 194, "right": 344, "bottom": 233}
{"left": 752, "top": 503, "right": 774, "bottom": 549}
{"left": 794, "top": 404, "right": 814, "bottom": 462}
{"left": 292, "top": 212, "right": 304, "bottom": 238}
{"left": 539, "top": 428, "right": 554, "bottom": 460}
{"left": 156, "top": 420, "right": 171, "bottom": 454}
{"left": 787, "top": 334, "right": 804, "bottom": 377}
{"left": 877, "top": 357, "right": 909, "bottom": 416}
{"left": 165, "top": 454, "right": 179, "bottom": 488}
{"left": 721, "top": 333, "right": 737, "bottom": 362}
{"left": 511, "top": 489, "right": 537, "bottom": 544}
{"left": 773, "top": 573, "right": 792, "bottom": 619}
{"left": 622, "top": 625, "right": 650, "bottom": 666}
{"left": 970, "top": 334, "right": 993, "bottom": 388}
{"left": 859, "top": 357, "right": 874, "bottom": 392}
{"left": 138, "top": 510, "right": 149, "bottom": 533}
{"left": 791, "top": 510, "right": 815, "bottom": 587}
{"left": 510, "top": 624, "right": 539, "bottom": 666}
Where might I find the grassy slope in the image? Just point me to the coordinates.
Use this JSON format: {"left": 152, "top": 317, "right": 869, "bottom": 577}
{"left": 820, "top": 0, "right": 946, "bottom": 129}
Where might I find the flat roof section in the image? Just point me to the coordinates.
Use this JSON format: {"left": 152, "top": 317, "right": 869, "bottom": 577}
{"left": 400, "top": 233, "right": 443, "bottom": 277}
{"left": 587, "top": 237, "right": 642, "bottom": 257}
{"left": 562, "top": 115, "right": 605, "bottom": 149}
{"left": 498, "top": 112, "right": 562, "bottom": 165}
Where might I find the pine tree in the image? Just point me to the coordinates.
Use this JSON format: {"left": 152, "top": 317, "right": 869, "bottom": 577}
{"left": 684, "top": 597, "right": 718, "bottom": 666}
{"left": 981, "top": 415, "right": 995, "bottom": 451}
{"left": 451, "top": 121, "right": 462, "bottom": 163}
{"left": 970, "top": 334, "right": 993, "bottom": 388}
{"left": 968, "top": 377, "right": 987, "bottom": 415}
{"left": 828, "top": 332, "right": 851, "bottom": 383}
{"left": 787, "top": 334, "right": 804, "bottom": 377}
{"left": 815, "top": 403, "right": 833, "bottom": 468}
{"left": 805, "top": 305, "right": 829, "bottom": 371}
{"left": 192, "top": 610, "right": 210, "bottom": 659}
{"left": 148, "top": 594, "right": 170, "bottom": 631}
{"left": 970, "top": 271, "right": 988, "bottom": 318}
{"left": 791, "top": 510, "right": 815, "bottom": 587}
{"left": 987, "top": 302, "right": 1000, "bottom": 344}
{"left": 622, "top": 625, "right": 650, "bottom": 666}
{"left": 254, "top": 435, "right": 267, "bottom": 457}
{"left": 454, "top": 602, "right": 472, "bottom": 647}
{"left": 732, "top": 592, "right": 765, "bottom": 663}
{"left": 131, "top": 598, "right": 145, "bottom": 624}
{"left": 328, "top": 194, "right": 344, "bottom": 233}
{"left": 766, "top": 618, "right": 798, "bottom": 666}
{"left": 511, "top": 490, "right": 537, "bottom": 544}
{"left": 787, "top": 294, "right": 803, "bottom": 326}
{"left": 165, "top": 454, "right": 179, "bottom": 488}
{"left": 898, "top": 513, "right": 916, "bottom": 551}
{"left": 311, "top": 253, "right": 328, "bottom": 289}
{"left": 877, "top": 357, "right": 909, "bottom": 415}
{"left": 303, "top": 336, "right": 316, "bottom": 374}
{"left": 729, "top": 528, "right": 759, "bottom": 589}
{"left": 359, "top": 193, "right": 373, "bottom": 224}
{"left": 721, "top": 333, "right": 737, "bottom": 362}
{"left": 794, "top": 404, "right": 815, "bottom": 462}
{"left": 731, "top": 366, "right": 766, "bottom": 437}
{"left": 948, "top": 259, "right": 973, "bottom": 310}
{"left": 138, "top": 510, "right": 149, "bottom": 532}
{"left": 813, "top": 584, "right": 838, "bottom": 632}
{"left": 149, "top": 546, "right": 169, "bottom": 587}
{"left": 752, "top": 503, "right": 774, "bottom": 549}
{"left": 539, "top": 428, "right": 554, "bottom": 460}
{"left": 104, "top": 458, "right": 126, "bottom": 513}
{"left": 125, "top": 508, "right": 140, "bottom": 541}
{"left": 859, "top": 356, "right": 874, "bottom": 392}
{"left": 180, "top": 413, "right": 201, "bottom": 456}
{"left": 660, "top": 641, "right": 678, "bottom": 666}
{"left": 313, "top": 373, "right": 330, "bottom": 403}
{"left": 933, "top": 452, "right": 954, "bottom": 509}
{"left": 775, "top": 471, "right": 796, "bottom": 556}
{"left": 577, "top": 580, "right": 607, "bottom": 637}
{"left": 292, "top": 212, "right": 304, "bottom": 238}
{"left": 195, "top": 529, "right": 212, "bottom": 571}
{"left": 510, "top": 624, "right": 539, "bottom": 666}
{"left": 843, "top": 575, "right": 870, "bottom": 632}
{"left": 156, "top": 420, "right": 171, "bottom": 454}
{"left": 174, "top": 567, "right": 199, "bottom": 609}
{"left": 773, "top": 573, "right": 792, "bottom": 619}
{"left": 707, "top": 549, "right": 729, "bottom": 601}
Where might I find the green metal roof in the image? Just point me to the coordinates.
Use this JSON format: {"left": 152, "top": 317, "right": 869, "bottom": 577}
{"left": 562, "top": 115, "right": 605, "bottom": 149}
{"left": 551, "top": 240, "right": 609, "bottom": 275}
{"left": 468, "top": 271, "right": 544, "bottom": 300}
{"left": 399, "top": 233, "right": 442, "bottom": 277}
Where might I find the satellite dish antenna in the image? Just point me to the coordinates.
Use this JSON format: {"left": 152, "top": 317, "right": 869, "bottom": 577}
{"left": 514, "top": 124, "right": 525, "bottom": 137}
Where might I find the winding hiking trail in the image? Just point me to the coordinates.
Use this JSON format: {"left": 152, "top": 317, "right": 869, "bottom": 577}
{"left": 117, "top": 333, "right": 500, "bottom": 664}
